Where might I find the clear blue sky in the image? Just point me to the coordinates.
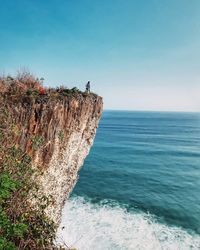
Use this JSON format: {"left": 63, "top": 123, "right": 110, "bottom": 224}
{"left": 0, "top": 0, "right": 199, "bottom": 111}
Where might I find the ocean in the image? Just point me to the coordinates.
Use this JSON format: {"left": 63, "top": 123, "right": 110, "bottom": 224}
{"left": 56, "top": 111, "right": 200, "bottom": 250}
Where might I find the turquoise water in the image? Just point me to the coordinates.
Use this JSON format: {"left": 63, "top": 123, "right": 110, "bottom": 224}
{"left": 57, "top": 111, "right": 200, "bottom": 250}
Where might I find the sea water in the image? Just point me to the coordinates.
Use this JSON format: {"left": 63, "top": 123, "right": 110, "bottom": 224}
{"left": 56, "top": 111, "right": 200, "bottom": 250}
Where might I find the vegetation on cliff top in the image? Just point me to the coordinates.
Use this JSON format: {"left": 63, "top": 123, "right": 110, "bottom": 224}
{"left": 0, "top": 71, "right": 98, "bottom": 101}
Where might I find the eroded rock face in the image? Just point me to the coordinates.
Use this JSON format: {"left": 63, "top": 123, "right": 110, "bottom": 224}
{"left": 6, "top": 93, "right": 103, "bottom": 223}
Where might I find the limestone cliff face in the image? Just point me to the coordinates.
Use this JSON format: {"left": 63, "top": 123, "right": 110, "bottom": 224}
{"left": 6, "top": 93, "right": 103, "bottom": 224}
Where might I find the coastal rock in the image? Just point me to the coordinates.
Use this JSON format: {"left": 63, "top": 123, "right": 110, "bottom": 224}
{"left": 5, "top": 92, "right": 103, "bottom": 224}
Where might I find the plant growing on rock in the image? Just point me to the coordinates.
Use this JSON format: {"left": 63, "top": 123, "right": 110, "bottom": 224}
{"left": 58, "top": 131, "right": 65, "bottom": 142}
{"left": 31, "top": 135, "right": 44, "bottom": 150}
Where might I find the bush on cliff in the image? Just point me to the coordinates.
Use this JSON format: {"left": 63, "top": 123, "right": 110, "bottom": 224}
{"left": 0, "top": 71, "right": 87, "bottom": 102}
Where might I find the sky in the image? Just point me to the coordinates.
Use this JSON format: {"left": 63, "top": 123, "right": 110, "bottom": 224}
{"left": 0, "top": 0, "right": 200, "bottom": 112}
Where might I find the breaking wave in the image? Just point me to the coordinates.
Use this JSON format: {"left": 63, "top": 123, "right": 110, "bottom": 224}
{"left": 56, "top": 196, "right": 200, "bottom": 250}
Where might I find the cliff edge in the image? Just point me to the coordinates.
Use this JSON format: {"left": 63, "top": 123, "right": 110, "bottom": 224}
{"left": 0, "top": 73, "right": 103, "bottom": 249}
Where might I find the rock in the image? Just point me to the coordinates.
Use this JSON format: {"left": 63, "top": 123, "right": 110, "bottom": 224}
{"left": 3, "top": 89, "right": 103, "bottom": 224}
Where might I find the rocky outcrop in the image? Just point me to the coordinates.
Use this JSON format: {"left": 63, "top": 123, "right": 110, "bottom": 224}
{"left": 5, "top": 92, "right": 103, "bottom": 224}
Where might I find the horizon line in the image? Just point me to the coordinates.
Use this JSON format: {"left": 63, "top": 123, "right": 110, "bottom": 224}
{"left": 103, "top": 109, "right": 200, "bottom": 114}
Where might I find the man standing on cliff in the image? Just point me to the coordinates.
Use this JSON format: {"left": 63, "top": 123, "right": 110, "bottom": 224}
{"left": 86, "top": 81, "right": 90, "bottom": 93}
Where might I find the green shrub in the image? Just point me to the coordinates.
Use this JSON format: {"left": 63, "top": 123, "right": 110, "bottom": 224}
{"left": 31, "top": 135, "right": 44, "bottom": 150}
{"left": 0, "top": 237, "right": 16, "bottom": 250}
{"left": 58, "top": 131, "right": 64, "bottom": 142}
{"left": 0, "top": 173, "right": 17, "bottom": 200}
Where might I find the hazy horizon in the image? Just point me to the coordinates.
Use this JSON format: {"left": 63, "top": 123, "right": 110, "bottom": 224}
{"left": 0, "top": 0, "right": 199, "bottom": 112}
{"left": 103, "top": 109, "right": 200, "bottom": 113}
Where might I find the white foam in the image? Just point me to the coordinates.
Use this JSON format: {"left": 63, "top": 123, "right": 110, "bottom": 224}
{"left": 56, "top": 197, "right": 200, "bottom": 250}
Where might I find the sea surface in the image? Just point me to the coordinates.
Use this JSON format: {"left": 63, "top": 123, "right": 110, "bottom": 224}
{"left": 57, "top": 111, "right": 200, "bottom": 250}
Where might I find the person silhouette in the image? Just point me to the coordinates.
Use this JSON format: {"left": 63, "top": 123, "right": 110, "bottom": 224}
{"left": 86, "top": 81, "right": 90, "bottom": 93}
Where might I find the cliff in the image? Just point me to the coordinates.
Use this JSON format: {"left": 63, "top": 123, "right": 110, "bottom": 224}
{"left": 0, "top": 74, "right": 103, "bottom": 249}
